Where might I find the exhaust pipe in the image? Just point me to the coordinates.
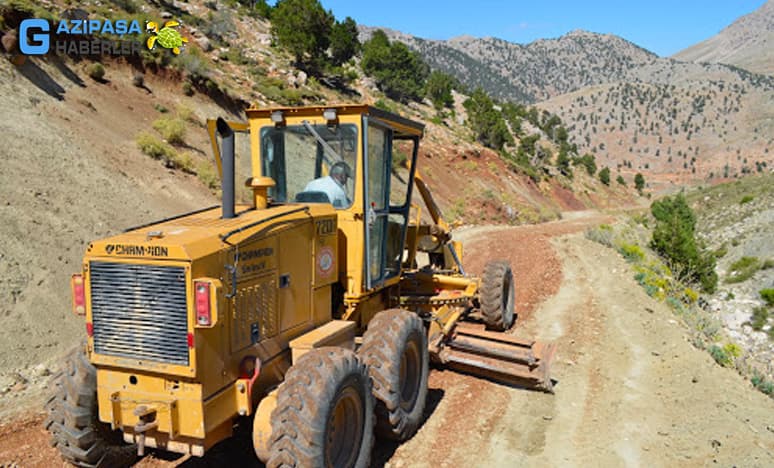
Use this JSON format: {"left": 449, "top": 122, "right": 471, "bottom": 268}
{"left": 216, "top": 117, "right": 235, "bottom": 219}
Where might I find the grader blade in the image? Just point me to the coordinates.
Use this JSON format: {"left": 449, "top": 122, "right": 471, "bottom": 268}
{"left": 440, "top": 323, "right": 556, "bottom": 392}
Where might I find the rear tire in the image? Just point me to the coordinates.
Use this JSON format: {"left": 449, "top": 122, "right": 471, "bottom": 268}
{"left": 359, "top": 309, "right": 429, "bottom": 441}
{"left": 44, "top": 343, "right": 137, "bottom": 468}
{"left": 268, "top": 347, "right": 373, "bottom": 468}
{"left": 480, "top": 260, "right": 516, "bottom": 331}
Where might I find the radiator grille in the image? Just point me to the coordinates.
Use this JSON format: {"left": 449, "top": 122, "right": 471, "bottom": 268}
{"left": 90, "top": 261, "right": 189, "bottom": 366}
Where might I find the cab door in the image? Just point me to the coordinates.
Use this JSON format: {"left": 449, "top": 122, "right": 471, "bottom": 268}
{"left": 363, "top": 118, "right": 391, "bottom": 290}
{"left": 362, "top": 118, "right": 416, "bottom": 290}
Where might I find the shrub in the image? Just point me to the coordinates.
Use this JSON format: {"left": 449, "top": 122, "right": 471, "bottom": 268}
{"left": 86, "top": 62, "right": 105, "bottom": 81}
{"left": 714, "top": 243, "right": 728, "bottom": 258}
{"left": 683, "top": 287, "right": 699, "bottom": 304}
{"left": 136, "top": 131, "right": 177, "bottom": 161}
{"left": 176, "top": 105, "right": 199, "bottom": 125}
{"left": 750, "top": 306, "right": 769, "bottom": 331}
{"left": 709, "top": 345, "right": 732, "bottom": 367}
{"left": 650, "top": 194, "right": 717, "bottom": 293}
{"left": 373, "top": 99, "right": 396, "bottom": 113}
{"left": 168, "top": 151, "right": 195, "bottom": 173}
{"left": 599, "top": 167, "right": 611, "bottom": 185}
{"left": 182, "top": 81, "right": 194, "bottom": 96}
{"left": 152, "top": 117, "right": 186, "bottom": 145}
{"left": 616, "top": 175, "right": 626, "bottom": 186}
{"left": 634, "top": 173, "right": 645, "bottom": 192}
{"left": 196, "top": 161, "right": 219, "bottom": 190}
{"left": 763, "top": 259, "right": 774, "bottom": 269}
{"left": 760, "top": 289, "right": 774, "bottom": 307}
{"left": 726, "top": 256, "right": 761, "bottom": 283}
{"left": 585, "top": 225, "right": 614, "bottom": 247}
{"left": 619, "top": 243, "right": 644, "bottom": 262}
{"left": 740, "top": 195, "right": 754, "bottom": 204}
{"left": 573, "top": 153, "right": 597, "bottom": 176}
{"left": 751, "top": 373, "right": 774, "bottom": 396}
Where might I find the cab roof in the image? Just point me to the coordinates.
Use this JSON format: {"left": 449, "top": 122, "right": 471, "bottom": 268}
{"left": 245, "top": 104, "right": 425, "bottom": 139}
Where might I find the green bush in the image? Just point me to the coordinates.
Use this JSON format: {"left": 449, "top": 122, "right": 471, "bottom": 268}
{"left": 650, "top": 194, "right": 717, "bottom": 293}
{"left": 726, "top": 256, "right": 761, "bottom": 283}
{"left": 634, "top": 173, "right": 645, "bottom": 192}
{"left": 585, "top": 225, "right": 614, "bottom": 247}
{"left": 152, "top": 117, "right": 187, "bottom": 145}
{"left": 168, "top": 151, "right": 196, "bottom": 173}
{"left": 196, "top": 161, "right": 219, "bottom": 190}
{"left": 616, "top": 174, "right": 626, "bottom": 186}
{"left": 599, "top": 167, "right": 611, "bottom": 186}
{"left": 709, "top": 345, "right": 733, "bottom": 367}
{"left": 86, "top": 62, "right": 105, "bottom": 81}
{"left": 619, "top": 243, "right": 644, "bottom": 262}
{"left": 760, "top": 288, "right": 774, "bottom": 307}
{"left": 750, "top": 306, "right": 769, "bottom": 331}
{"left": 763, "top": 259, "right": 774, "bottom": 270}
{"left": 573, "top": 153, "right": 597, "bottom": 176}
{"left": 136, "top": 131, "right": 177, "bottom": 161}
{"left": 751, "top": 373, "right": 774, "bottom": 396}
{"left": 740, "top": 195, "right": 754, "bottom": 204}
{"left": 714, "top": 243, "right": 728, "bottom": 258}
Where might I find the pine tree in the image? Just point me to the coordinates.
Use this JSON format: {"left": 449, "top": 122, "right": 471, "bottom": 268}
{"left": 271, "top": 0, "right": 333, "bottom": 72}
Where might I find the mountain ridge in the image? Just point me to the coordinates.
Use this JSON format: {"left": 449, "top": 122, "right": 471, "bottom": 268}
{"left": 673, "top": 0, "right": 774, "bottom": 75}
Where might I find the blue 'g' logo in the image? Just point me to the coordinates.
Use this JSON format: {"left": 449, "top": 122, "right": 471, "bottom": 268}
{"left": 20, "top": 18, "right": 50, "bottom": 55}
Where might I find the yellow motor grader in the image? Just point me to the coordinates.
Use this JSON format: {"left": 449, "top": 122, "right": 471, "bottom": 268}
{"left": 45, "top": 105, "right": 554, "bottom": 467}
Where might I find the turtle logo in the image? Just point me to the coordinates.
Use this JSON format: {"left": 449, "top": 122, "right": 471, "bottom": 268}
{"left": 146, "top": 20, "right": 188, "bottom": 55}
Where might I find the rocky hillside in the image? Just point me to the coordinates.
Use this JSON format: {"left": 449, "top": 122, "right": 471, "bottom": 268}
{"left": 674, "top": 0, "right": 774, "bottom": 76}
{"left": 687, "top": 174, "right": 774, "bottom": 377}
{"left": 539, "top": 71, "right": 774, "bottom": 189}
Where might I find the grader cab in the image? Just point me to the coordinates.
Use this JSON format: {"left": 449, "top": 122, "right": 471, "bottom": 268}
{"left": 45, "top": 105, "right": 554, "bottom": 467}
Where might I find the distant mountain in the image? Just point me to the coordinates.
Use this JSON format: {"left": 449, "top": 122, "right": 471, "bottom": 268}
{"left": 673, "top": 0, "right": 774, "bottom": 76}
{"left": 360, "top": 27, "right": 659, "bottom": 103}
{"left": 360, "top": 23, "right": 774, "bottom": 184}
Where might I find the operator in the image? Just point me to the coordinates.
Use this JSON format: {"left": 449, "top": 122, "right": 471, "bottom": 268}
{"left": 303, "top": 161, "right": 352, "bottom": 208}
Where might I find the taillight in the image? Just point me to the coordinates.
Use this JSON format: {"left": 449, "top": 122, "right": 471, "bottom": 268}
{"left": 86, "top": 322, "right": 94, "bottom": 337}
{"left": 195, "top": 281, "right": 211, "bottom": 326}
{"left": 71, "top": 274, "right": 86, "bottom": 316}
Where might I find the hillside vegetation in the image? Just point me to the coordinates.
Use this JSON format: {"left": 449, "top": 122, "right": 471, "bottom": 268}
{"left": 365, "top": 6, "right": 774, "bottom": 185}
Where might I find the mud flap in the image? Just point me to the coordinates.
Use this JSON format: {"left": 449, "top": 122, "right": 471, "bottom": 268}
{"left": 438, "top": 323, "right": 556, "bottom": 392}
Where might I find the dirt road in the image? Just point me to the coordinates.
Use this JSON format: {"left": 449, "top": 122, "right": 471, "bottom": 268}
{"left": 1, "top": 212, "right": 773, "bottom": 467}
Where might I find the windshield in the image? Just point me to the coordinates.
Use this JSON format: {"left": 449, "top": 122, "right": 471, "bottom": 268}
{"left": 260, "top": 123, "right": 358, "bottom": 208}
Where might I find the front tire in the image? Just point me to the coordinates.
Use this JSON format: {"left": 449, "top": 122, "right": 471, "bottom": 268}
{"left": 268, "top": 347, "right": 374, "bottom": 468}
{"left": 480, "top": 260, "right": 516, "bottom": 331}
{"left": 44, "top": 343, "right": 137, "bottom": 468}
{"left": 359, "top": 309, "right": 429, "bottom": 441}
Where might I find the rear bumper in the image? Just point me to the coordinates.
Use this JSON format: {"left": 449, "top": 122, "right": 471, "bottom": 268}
{"left": 97, "top": 368, "right": 251, "bottom": 455}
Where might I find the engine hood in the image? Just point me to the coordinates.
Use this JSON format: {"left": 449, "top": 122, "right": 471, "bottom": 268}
{"left": 86, "top": 204, "right": 325, "bottom": 262}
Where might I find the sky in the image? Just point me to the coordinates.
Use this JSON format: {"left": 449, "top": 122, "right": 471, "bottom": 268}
{"left": 314, "top": 0, "right": 768, "bottom": 57}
